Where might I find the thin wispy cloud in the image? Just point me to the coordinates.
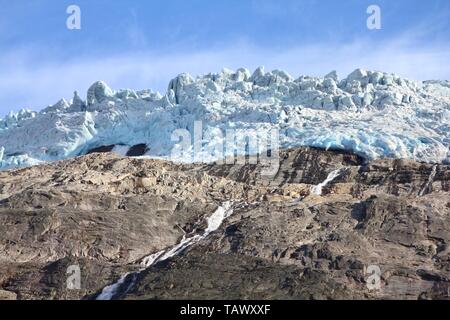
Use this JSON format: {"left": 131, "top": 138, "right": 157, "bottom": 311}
{"left": 126, "top": 8, "right": 148, "bottom": 48}
{"left": 0, "top": 0, "right": 449, "bottom": 116}
{"left": 0, "top": 32, "right": 449, "bottom": 117}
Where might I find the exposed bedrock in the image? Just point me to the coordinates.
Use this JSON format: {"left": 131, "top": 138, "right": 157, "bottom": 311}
{"left": 0, "top": 148, "right": 448, "bottom": 300}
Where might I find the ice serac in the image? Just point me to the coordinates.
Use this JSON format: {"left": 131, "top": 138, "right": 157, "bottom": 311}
{"left": 70, "top": 91, "right": 86, "bottom": 112}
{"left": 0, "top": 67, "right": 449, "bottom": 169}
{"left": 87, "top": 81, "right": 114, "bottom": 106}
{"left": 325, "top": 70, "right": 338, "bottom": 82}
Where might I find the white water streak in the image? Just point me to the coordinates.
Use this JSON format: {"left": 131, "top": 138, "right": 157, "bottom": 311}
{"left": 141, "top": 250, "right": 165, "bottom": 268}
{"left": 96, "top": 202, "right": 233, "bottom": 300}
{"left": 96, "top": 273, "right": 130, "bottom": 300}
{"left": 419, "top": 165, "right": 437, "bottom": 196}
{"left": 311, "top": 168, "right": 344, "bottom": 196}
{"left": 142, "top": 201, "right": 233, "bottom": 266}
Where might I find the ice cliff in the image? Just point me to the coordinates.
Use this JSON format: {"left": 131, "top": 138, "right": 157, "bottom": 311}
{"left": 0, "top": 67, "right": 449, "bottom": 169}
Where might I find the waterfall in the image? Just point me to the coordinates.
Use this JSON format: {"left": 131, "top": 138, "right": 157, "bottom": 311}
{"left": 96, "top": 273, "right": 131, "bottom": 300}
{"left": 311, "top": 168, "right": 344, "bottom": 196}
{"left": 419, "top": 165, "right": 437, "bottom": 196}
{"left": 96, "top": 202, "right": 233, "bottom": 300}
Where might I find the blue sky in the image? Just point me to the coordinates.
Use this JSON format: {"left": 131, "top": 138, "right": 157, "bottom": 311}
{"left": 0, "top": 0, "right": 449, "bottom": 116}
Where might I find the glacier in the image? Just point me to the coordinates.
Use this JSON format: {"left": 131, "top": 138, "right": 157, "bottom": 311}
{"left": 0, "top": 67, "right": 449, "bottom": 169}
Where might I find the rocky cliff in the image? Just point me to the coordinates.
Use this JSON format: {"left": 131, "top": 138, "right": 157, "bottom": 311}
{"left": 0, "top": 147, "right": 448, "bottom": 300}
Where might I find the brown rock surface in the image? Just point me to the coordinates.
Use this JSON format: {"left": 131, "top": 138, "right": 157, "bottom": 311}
{"left": 0, "top": 148, "right": 448, "bottom": 300}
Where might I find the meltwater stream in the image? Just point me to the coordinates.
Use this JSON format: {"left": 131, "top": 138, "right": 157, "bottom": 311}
{"left": 419, "top": 165, "right": 437, "bottom": 196}
{"left": 96, "top": 202, "right": 233, "bottom": 300}
{"left": 311, "top": 168, "right": 345, "bottom": 196}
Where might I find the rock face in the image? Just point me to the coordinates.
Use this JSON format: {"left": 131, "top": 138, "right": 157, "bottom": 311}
{"left": 0, "top": 148, "right": 449, "bottom": 300}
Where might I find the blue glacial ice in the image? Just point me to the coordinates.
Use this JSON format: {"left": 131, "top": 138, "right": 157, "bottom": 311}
{"left": 0, "top": 67, "right": 449, "bottom": 169}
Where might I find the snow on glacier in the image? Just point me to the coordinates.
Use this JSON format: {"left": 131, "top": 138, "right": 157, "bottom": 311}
{"left": 0, "top": 67, "right": 449, "bottom": 169}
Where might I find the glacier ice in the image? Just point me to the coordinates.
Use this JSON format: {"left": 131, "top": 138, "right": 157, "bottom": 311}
{"left": 0, "top": 67, "right": 449, "bottom": 169}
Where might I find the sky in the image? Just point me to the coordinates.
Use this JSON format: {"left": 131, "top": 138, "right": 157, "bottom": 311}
{"left": 0, "top": 0, "right": 449, "bottom": 116}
